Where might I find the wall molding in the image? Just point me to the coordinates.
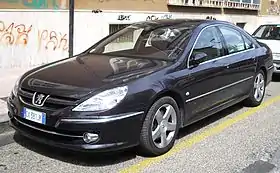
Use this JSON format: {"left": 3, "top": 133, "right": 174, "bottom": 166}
{"left": 0, "top": 9, "right": 175, "bottom": 14}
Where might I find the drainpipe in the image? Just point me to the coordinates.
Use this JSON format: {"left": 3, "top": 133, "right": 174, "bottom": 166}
{"left": 69, "top": 0, "right": 74, "bottom": 58}
{"left": 221, "top": 0, "right": 225, "bottom": 15}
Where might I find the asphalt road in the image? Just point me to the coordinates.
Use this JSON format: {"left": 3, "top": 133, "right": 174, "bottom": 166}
{"left": 1, "top": 76, "right": 280, "bottom": 173}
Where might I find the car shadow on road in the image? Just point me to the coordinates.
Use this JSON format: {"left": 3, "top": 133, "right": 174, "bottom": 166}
{"left": 13, "top": 132, "right": 137, "bottom": 167}
{"left": 12, "top": 102, "right": 245, "bottom": 165}
{"left": 177, "top": 102, "right": 244, "bottom": 139}
{"left": 272, "top": 74, "right": 280, "bottom": 82}
{"left": 176, "top": 74, "right": 280, "bottom": 140}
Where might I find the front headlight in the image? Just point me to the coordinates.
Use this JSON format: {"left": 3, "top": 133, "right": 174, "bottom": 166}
{"left": 12, "top": 77, "right": 20, "bottom": 96}
{"left": 72, "top": 86, "right": 128, "bottom": 112}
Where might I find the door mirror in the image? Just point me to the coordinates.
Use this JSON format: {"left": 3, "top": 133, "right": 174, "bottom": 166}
{"left": 190, "top": 52, "right": 208, "bottom": 67}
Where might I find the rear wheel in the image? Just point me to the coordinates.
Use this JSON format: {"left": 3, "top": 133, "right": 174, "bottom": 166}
{"left": 244, "top": 70, "right": 266, "bottom": 107}
{"left": 139, "top": 96, "right": 180, "bottom": 156}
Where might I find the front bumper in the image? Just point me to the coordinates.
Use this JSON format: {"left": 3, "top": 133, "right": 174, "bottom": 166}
{"left": 7, "top": 96, "right": 144, "bottom": 152}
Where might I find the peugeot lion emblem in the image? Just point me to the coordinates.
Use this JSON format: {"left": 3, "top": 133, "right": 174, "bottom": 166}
{"left": 32, "top": 92, "right": 50, "bottom": 107}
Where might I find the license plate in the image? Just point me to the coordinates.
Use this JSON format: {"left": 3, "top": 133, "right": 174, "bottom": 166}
{"left": 22, "top": 107, "right": 46, "bottom": 125}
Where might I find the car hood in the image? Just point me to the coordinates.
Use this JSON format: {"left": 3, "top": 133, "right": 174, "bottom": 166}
{"left": 20, "top": 54, "right": 171, "bottom": 99}
{"left": 257, "top": 39, "right": 280, "bottom": 54}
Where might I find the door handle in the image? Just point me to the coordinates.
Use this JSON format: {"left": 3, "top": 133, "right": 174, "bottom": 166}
{"left": 250, "top": 56, "right": 256, "bottom": 61}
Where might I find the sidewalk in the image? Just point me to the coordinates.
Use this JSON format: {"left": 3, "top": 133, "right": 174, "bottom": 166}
{"left": 0, "top": 68, "right": 30, "bottom": 126}
{"left": 0, "top": 99, "right": 8, "bottom": 123}
{"left": 0, "top": 68, "right": 31, "bottom": 98}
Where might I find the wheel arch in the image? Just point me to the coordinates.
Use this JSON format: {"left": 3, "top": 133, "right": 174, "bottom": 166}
{"left": 260, "top": 66, "right": 267, "bottom": 83}
{"left": 147, "top": 90, "right": 185, "bottom": 128}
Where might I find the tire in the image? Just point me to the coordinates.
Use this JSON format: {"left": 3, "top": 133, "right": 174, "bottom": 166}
{"left": 243, "top": 70, "right": 266, "bottom": 107}
{"left": 139, "top": 96, "right": 180, "bottom": 156}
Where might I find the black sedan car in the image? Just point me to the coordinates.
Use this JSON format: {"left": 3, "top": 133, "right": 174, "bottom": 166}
{"left": 7, "top": 19, "right": 274, "bottom": 156}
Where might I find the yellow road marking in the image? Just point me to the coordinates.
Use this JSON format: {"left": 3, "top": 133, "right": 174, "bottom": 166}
{"left": 119, "top": 95, "right": 280, "bottom": 173}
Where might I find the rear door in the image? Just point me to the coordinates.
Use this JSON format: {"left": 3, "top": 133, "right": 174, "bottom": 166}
{"left": 216, "top": 25, "right": 257, "bottom": 99}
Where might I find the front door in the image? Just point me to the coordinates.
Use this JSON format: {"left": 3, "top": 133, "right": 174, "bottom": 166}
{"left": 177, "top": 26, "right": 230, "bottom": 123}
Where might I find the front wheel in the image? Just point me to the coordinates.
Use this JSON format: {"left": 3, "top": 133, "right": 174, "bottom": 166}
{"left": 139, "top": 96, "right": 180, "bottom": 156}
{"left": 244, "top": 70, "right": 266, "bottom": 107}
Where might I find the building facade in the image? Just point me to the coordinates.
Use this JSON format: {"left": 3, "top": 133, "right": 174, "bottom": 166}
{"left": 260, "top": 0, "right": 280, "bottom": 15}
{"left": 0, "top": 0, "right": 279, "bottom": 69}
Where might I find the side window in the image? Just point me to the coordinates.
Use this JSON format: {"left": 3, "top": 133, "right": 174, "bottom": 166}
{"left": 253, "top": 25, "right": 266, "bottom": 38}
{"left": 191, "top": 27, "right": 223, "bottom": 63}
{"left": 219, "top": 26, "right": 246, "bottom": 54}
{"left": 242, "top": 35, "right": 254, "bottom": 49}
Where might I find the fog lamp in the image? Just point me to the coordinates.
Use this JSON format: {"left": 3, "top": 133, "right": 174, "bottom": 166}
{"left": 83, "top": 132, "right": 99, "bottom": 143}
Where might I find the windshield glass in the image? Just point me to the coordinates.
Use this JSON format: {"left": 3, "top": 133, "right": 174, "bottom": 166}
{"left": 87, "top": 22, "right": 196, "bottom": 60}
{"left": 253, "top": 24, "right": 280, "bottom": 40}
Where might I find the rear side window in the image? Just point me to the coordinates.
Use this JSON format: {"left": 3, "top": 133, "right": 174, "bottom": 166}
{"left": 219, "top": 26, "right": 246, "bottom": 54}
{"left": 242, "top": 35, "right": 254, "bottom": 49}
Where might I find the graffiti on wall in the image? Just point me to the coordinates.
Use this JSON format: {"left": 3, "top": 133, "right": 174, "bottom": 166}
{"left": 0, "top": 21, "right": 33, "bottom": 46}
{"left": 206, "top": 16, "right": 216, "bottom": 20}
{"left": 146, "top": 14, "right": 172, "bottom": 21}
{"left": 38, "top": 30, "right": 68, "bottom": 51}
{"left": 0, "top": 0, "right": 67, "bottom": 9}
{"left": 117, "top": 15, "right": 131, "bottom": 21}
{"left": 0, "top": 20, "right": 68, "bottom": 52}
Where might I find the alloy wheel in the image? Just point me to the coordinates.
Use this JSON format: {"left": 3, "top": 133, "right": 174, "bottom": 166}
{"left": 253, "top": 73, "right": 265, "bottom": 102}
{"left": 151, "top": 104, "right": 177, "bottom": 148}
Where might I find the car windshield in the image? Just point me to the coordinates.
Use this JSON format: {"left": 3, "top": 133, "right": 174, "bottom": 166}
{"left": 86, "top": 22, "right": 197, "bottom": 60}
{"left": 252, "top": 24, "right": 280, "bottom": 40}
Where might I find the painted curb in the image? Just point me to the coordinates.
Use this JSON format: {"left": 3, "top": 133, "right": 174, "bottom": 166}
{"left": 0, "top": 113, "right": 9, "bottom": 123}
{"left": 0, "top": 131, "right": 15, "bottom": 147}
{"left": 0, "top": 113, "right": 12, "bottom": 134}
{"left": 0, "top": 113, "right": 15, "bottom": 147}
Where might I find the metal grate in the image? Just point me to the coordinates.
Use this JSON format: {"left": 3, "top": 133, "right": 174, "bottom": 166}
{"left": 18, "top": 87, "right": 77, "bottom": 111}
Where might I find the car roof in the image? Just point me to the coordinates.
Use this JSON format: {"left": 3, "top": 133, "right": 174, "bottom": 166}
{"left": 132, "top": 18, "right": 234, "bottom": 29}
{"left": 260, "top": 24, "right": 280, "bottom": 25}
{"left": 143, "top": 19, "right": 207, "bottom": 25}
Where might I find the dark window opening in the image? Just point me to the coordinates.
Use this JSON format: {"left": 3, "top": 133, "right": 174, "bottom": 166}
{"left": 236, "top": 23, "right": 246, "bottom": 29}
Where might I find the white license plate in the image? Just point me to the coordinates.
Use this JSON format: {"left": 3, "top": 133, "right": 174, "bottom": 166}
{"left": 22, "top": 107, "right": 46, "bottom": 124}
